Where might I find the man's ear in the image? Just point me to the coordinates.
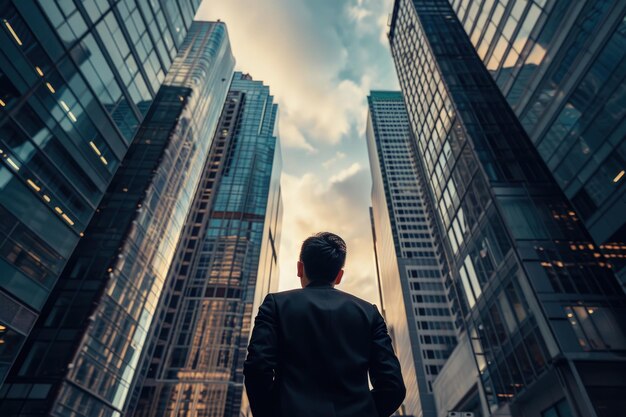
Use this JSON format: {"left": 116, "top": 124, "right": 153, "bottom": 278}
{"left": 334, "top": 269, "right": 344, "bottom": 285}
{"left": 297, "top": 261, "right": 304, "bottom": 278}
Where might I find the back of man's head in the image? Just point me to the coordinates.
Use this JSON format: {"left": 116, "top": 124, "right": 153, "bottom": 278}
{"left": 299, "top": 232, "right": 347, "bottom": 283}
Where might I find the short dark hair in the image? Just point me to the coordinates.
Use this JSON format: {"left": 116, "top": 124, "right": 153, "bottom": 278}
{"left": 299, "top": 232, "right": 347, "bottom": 282}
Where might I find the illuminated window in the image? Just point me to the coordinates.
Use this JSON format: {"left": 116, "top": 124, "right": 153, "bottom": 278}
{"left": 565, "top": 305, "right": 626, "bottom": 351}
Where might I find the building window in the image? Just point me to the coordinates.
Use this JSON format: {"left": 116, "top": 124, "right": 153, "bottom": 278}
{"left": 541, "top": 398, "right": 573, "bottom": 417}
{"left": 500, "top": 198, "right": 548, "bottom": 239}
{"left": 564, "top": 306, "right": 626, "bottom": 351}
{"left": 0, "top": 322, "right": 26, "bottom": 382}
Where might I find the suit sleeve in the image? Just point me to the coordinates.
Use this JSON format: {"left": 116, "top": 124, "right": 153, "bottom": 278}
{"left": 244, "top": 294, "right": 278, "bottom": 417}
{"left": 369, "top": 305, "right": 406, "bottom": 417}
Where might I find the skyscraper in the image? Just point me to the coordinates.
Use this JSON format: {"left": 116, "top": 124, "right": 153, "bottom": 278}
{"left": 449, "top": 0, "right": 626, "bottom": 287}
{"left": 367, "top": 91, "right": 458, "bottom": 417}
{"left": 389, "top": 1, "right": 626, "bottom": 416}
{"left": 0, "top": 0, "right": 201, "bottom": 385}
{"left": 0, "top": 21, "right": 235, "bottom": 417}
{"left": 130, "top": 72, "right": 282, "bottom": 417}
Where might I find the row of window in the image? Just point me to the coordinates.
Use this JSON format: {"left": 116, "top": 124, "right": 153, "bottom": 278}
{"left": 419, "top": 334, "right": 457, "bottom": 346}
{"left": 417, "top": 320, "right": 455, "bottom": 330}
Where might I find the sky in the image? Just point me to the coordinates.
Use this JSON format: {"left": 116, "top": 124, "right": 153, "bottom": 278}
{"left": 196, "top": 0, "right": 399, "bottom": 304}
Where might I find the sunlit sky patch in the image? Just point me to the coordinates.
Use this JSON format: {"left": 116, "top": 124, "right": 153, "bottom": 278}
{"left": 197, "top": 0, "right": 399, "bottom": 303}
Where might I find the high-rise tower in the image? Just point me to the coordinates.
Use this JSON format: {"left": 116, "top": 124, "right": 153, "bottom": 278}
{"left": 130, "top": 72, "right": 282, "bottom": 417}
{"left": 367, "top": 91, "right": 458, "bottom": 417}
{"left": 0, "top": 21, "right": 234, "bottom": 416}
{"left": 449, "top": 0, "right": 626, "bottom": 288}
{"left": 389, "top": 1, "right": 626, "bottom": 416}
{"left": 0, "top": 0, "right": 201, "bottom": 385}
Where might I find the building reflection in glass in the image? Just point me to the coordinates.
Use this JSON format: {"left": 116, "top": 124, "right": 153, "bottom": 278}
{"left": 0, "top": 21, "right": 234, "bottom": 417}
{"left": 130, "top": 72, "right": 282, "bottom": 417}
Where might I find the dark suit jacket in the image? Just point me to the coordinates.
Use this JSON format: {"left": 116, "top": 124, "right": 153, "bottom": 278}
{"left": 243, "top": 281, "right": 406, "bottom": 417}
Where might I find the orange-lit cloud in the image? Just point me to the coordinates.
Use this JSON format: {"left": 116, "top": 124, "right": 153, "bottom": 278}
{"left": 278, "top": 168, "right": 378, "bottom": 303}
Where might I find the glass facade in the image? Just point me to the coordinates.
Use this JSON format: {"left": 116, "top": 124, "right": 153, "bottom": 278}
{"left": 0, "top": 0, "right": 200, "bottom": 386}
{"left": 0, "top": 21, "right": 235, "bottom": 417}
{"left": 129, "top": 72, "right": 282, "bottom": 417}
{"left": 450, "top": 0, "right": 626, "bottom": 288}
{"left": 389, "top": 1, "right": 626, "bottom": 416}
{"left": 367, "top": 91, "right": 458, "bottom": 417}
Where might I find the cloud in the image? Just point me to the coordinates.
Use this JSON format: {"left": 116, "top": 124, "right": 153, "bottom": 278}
{"left": 378, "top": 14, "right": 390, "bottom": 45}
{"left": 278, "top": 169, "right": 378, "bottom": 303}
{"left": 347, "top": 4, "right": 373, "bottom": 22}
{"left": 330, "top": 162, "right": 362, "bottom": 184}
{"left": 278, "top": 117, "right": 316, "bottom": 153}
{"left": 195, "top": 0, "right": 400, "bottom": 304}
{"left": 322, "top": 151, "right": 347, "bottom": 168}
{"left": 345, "top": 0, "right": 393, "bottom": 46}
{"left": 197, "top": 0, "right": 394, "bottom": 148}
{"left": 197, "top": 1, "right": 346, "bottom": 145}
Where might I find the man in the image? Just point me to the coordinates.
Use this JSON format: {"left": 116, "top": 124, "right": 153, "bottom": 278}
{"left": 244, "top": 232, "right": 406, "bottom": 417}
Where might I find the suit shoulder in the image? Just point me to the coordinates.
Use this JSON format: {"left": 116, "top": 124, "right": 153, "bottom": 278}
{"left": 270, "top": 288, "right": 377, "bottom": 312}
{"left": 334, "top": 289, "right": 377, "bottom": 310}
{"left": 269, "top": 288, "right": 305, "bottom": 300}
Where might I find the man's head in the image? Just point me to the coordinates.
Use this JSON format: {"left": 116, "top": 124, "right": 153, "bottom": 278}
{"left": 297, "top": 232, "right": 346, "bottom": 287}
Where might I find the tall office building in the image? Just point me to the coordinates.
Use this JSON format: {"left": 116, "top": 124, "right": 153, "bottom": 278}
{"left": 367, "top": 91, "right": 457, "bottom": 417}
{"left": 130, "top": 72, "right": 282, "bottom": 417}
{"left": 0, "top": 0, "right": 201, "bottom": 385}
{"left": 449, "top": 0, "right": 626, "bottom": 286}
{"left": 0, "top": 21, "right": 235, "bottom": 417}
{"left": 389, "top": 1, "right": 626, "bottom": 416}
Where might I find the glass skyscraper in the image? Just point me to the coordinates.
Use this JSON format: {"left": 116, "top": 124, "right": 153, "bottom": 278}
{"left": 0, "top": 21, "right": 234, "bottom": 417}
{"left": 388, "top": 1, "right": 626, "bottom": 416}
{"left": 449, "top": 0, "right": 626, "bottom": 288}
{"left": 0, "top": 0, "right": 200, "bottom": 385}
{"left": 367, "top": 91, "right": 458, "bottom": 417}
{"left": 129, "top": 72, "right": 282, "bottom": 417}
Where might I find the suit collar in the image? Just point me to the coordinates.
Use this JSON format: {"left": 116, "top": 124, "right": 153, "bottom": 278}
{"left": 305, "top": 281, "right": 334, "bottom": 288}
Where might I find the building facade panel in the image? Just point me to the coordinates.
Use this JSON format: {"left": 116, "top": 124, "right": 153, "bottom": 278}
{"left": 389, "top": 1, "right": 626, "bottom": 416}
{"left": 0, "top": 0, "right": 200, "bottom": 386}
{"left": 0, "top": 21, "right": 234, "bottom": 416}
{"left": 130, "top": 72, "right": 282, "bottom": 417}
{"left": 450, "top": 0, "right": 626, "bottom": 286}
{"left": 367, "top": 91, "right": 458, "bottom": 417}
